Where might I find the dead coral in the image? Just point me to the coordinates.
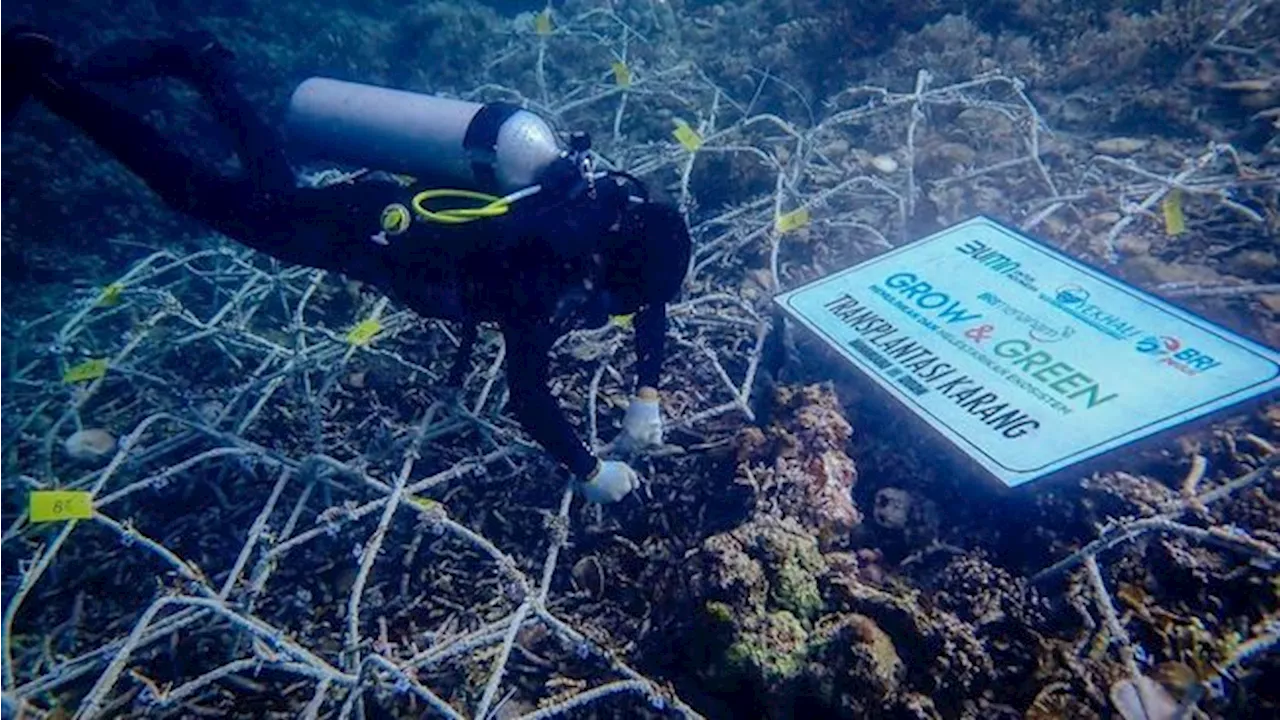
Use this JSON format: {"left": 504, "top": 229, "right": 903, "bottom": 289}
{"left": 690, "top": 515, "right": 1001, "bottom": 716}
{"left": 734, "top": 383, "right": 861, "bottom": 548}
{"left": 926, "top": 550, "right": 1038, "bottom": 630}
{"left": 808, "top": 612, "right": 906, "bottom": 703}
{"left": 683, "top": 381, "right": 1032, "bottom": 715}
{"left": 826, "top": 569, "right": 994, "bottom": 707}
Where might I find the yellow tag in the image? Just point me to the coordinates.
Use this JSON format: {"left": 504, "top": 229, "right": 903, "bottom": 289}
{"left": 346, "top": 317, "right": 382, "bottom": 346}
{"left": 98, "top": 283, "right": 124, "bottom": 307}
{"left": 672, "top": 120, "right": 703, "bottom": 152}
{"left": 409, "top": 496, "right": 443, "bottom": 513}
{"left": 609, "top": 313, "right": 635, "bottom": 329}
{"left": 30, "top": 491, "right": 94, "bottom": 522}
{"left": 611, "top": 61, "right": 631, "bottom": 88}
{"left": 534, "top": 9, "right": 552, "bottom": 35}
{"left": 63, "top": 358, "right": 109, "bottom": 384}
{"left": 1161, "top": 190, "right": 1185, "bottom": 236}
{"left": 775, "top": 208, "right": 811, "bottom": 234}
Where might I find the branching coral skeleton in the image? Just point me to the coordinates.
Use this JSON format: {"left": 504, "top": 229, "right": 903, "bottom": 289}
{"left": 3, "top": 1, "right": 1276, "bottom": 717}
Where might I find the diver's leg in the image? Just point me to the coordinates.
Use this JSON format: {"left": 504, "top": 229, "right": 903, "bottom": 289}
{"left": 9, "top": 33, "right": 420, "bottom": 296}
{"left": 74, "top": 32, "right": 294, "bottom": 191}
{"left": 2, "top": 28, "right": 60, "bottom": 124}
{"left": 74, "top": 32, "right": 228, "bottom": 84}
{"left": 5, "top": 32, "right": 242, "bottom": 221}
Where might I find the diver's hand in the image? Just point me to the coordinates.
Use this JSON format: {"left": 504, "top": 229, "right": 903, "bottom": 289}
{"left": 578, "top": 460, "right": 638, "bottom": 504}
{"left": 621, "top": 387, "right": 663, "bottom": 449}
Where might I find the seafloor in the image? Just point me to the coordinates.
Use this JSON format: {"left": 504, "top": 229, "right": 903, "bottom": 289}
{"left": 2, "top": 1, "right": 1278, "bottom": 718}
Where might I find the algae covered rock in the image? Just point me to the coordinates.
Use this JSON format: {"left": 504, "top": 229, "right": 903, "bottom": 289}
{"left": 723, "top": 609, "right": 811, "bottom": 686}
{"left": 809, "top": 612, "right": 905, "bottom": 704}
{"left": 693, "top": 515, "right": 828, "bottom": 622}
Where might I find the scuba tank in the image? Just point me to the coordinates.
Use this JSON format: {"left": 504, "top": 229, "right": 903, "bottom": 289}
{"left": 284, "top": 77, "right": 564, "bottom": 193}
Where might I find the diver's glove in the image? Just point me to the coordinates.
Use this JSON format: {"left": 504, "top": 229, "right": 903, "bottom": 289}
{"left": 620, "top": 387, "right": 663, "bottom": 449}
{"left": 578, "top": 460, "right": 638, "bottom": 504}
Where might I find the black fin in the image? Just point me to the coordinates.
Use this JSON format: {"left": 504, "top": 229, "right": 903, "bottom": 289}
{"left": 2, "top": 27, "right": 62, "bottom": 123}
{"left": 75, "top": 32, "right": 232, "bottom": 85}
{"left": 76, "top": 38, "right": 181, "bottom": 83}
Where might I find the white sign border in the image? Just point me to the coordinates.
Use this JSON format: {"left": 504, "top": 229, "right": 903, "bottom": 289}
{"left": 774, "top": 215, "right": 1280, "bottom": 487}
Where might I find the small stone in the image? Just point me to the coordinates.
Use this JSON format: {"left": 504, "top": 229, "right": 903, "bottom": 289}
{"left": 197, "top": 400, "right": 224, "bottom": 424}
{"left": 1042, "top": 214, "right": 1068, "bottom": 238}
{"left": 346, "top": 371, "right": 367, "bottom": 389}
{"left": 920, "top": 142, "right": 976, "bottom": 172}
{"left": 1093, "top": 137, "right": 1150, "bottom": 156}
{"left": 821, "top": 138, "right": 851, "bottom": 159}
{"left": 1084, "top": 211, "right": 1122, "bottom": 231}
{"left": 1222, "top": 249, "right": 1278, "bottom": 277}
{"left": 956, "top": 107, "right": 1013, "bottom": 137}
{"left": 1059, "top": 96, "right": 1092, "bottom": 124}
{"left": 868, "top": 154, "right": 898, "bottom": 174}
{"left": 571, "top": 555, "right": 605, "bottom": 599}
{"left": 1110, "top": 676, "right": 1178, "bottom": 720}
{"left": 1125, "top": 256, "right": 1223, "bottom": 287}
{"left": 1239, "top": 91, "right": 1280, "bottom": 109}
{"left": 64, "top": 428, "right": 117, "bottom": 464}
{"left": 1217, "top": 78, "right": 1275, "bottom": 92}
{"left": 1115, "top": 234, "right": 1152, "bottom": 257}
{"left": 747, "top": 268, "right": 774, "bottom": 292}
{"left": 1264, "top": 404, "right": 1280, "bottom": 429}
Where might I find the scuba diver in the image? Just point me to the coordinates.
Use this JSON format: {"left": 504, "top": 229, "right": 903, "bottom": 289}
{"left": 4, "top": 28, "right": 692, "bottom": 504}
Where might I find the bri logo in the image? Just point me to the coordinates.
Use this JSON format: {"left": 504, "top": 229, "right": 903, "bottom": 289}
{"left": 1135, "top": 335, "right": 1181, "bottom": 355}
{"left": 1134, "top": 335, "right": 1223, "bottom": 375}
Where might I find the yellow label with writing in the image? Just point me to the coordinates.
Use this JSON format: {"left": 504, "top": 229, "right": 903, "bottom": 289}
{"left": 609, "top": 313, "right": 635, "bottom": 329}
{"left": 534, "top": 9, "right": 552, "bottom": 35}
{"left": 98, "top": 283, "right": 124, "bottom": 307}
{"left": 347, "top": 318, "right": 382, "bottom": 346}
{"left": 611, "top": 61, "right": 631, "bottom": 88}
{"left": 775, "top": 208, "right": 811, "bottom": 234}
{"left": 1161, "top": 190, "right": 1185, "bottom": 236}
{"left": 30, "top": 491, "right": 94, "bottom": 522}
{"left": 672, "top": 120, "right": 702, "bottom": 152}
{"left": 63, "top": 358, "right": 109, "bottom": 384}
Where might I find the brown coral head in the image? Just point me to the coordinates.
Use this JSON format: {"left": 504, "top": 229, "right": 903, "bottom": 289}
{"left": 873, "top": 487, "right": 913, "bottom": 530}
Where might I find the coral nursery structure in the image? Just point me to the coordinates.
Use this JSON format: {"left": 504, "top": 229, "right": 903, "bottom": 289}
{"left": 3, "top": 0, "right": 1279, "bottom": 718}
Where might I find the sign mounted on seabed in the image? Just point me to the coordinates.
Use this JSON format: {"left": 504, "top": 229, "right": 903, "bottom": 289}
{"left": 774, "top": 216, "right": 1280, "bottom": 488}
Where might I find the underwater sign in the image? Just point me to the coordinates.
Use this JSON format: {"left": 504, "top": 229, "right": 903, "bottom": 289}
{"left": 775, "top": 216, "right": 1280, "bottom": 488}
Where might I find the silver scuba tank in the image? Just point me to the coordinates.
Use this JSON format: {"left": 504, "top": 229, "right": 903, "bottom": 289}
{"left": 284, "top": 77, "right": 564, "bottom": 193}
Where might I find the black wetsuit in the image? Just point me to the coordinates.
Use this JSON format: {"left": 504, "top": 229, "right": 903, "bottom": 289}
{"left": 7, "top": 34, "right": 666, "bottom": 478}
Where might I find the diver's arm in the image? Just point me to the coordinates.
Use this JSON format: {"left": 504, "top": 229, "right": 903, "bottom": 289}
{"left": 501, "top": 319, "right": 599, "bottom": 478}
{"left": 633, "top": 302, "right": 667, "bottom": 392}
